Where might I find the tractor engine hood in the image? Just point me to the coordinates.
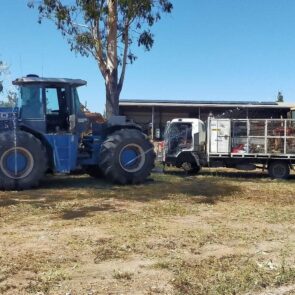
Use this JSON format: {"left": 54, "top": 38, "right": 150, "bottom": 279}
{"left": 0, "top": 107, "right": 18, "bottom": 131}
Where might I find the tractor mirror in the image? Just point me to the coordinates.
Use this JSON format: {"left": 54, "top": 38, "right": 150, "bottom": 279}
{"left": 69, "top": 114, "right": 76, "bottom": 132}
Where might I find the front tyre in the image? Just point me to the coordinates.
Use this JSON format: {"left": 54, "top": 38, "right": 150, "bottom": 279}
{"left": 0, "top": 131, "right": 47, "bottom": 190}
{"left": 99, "top": 129, "right": 155, "bottom": 184}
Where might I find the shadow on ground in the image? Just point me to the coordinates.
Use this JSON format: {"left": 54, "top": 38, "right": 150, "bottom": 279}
{"left": 165, "top": 167, "right": 295, "bottom": 181}
{"left": 61, "top": 204, "right": 118, "bottom": 219}
{"left": 202, "top": 169, "right": 295, "bottom": 180}
{"left": 0, "top": 171, "right": 242, "bottom": 213}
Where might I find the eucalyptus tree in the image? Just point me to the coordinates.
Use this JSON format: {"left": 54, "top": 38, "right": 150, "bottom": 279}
{"left": 29, "top": 0, "right": 173, "bottom": 117}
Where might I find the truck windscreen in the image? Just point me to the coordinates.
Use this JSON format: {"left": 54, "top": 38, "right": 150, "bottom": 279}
{"left": 165, "top": 122, "right": 193, "bottom": 155}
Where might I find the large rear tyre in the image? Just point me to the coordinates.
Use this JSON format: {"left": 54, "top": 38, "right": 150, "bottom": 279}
{"left": 0, "top": 131, "right": 47, "bottom": 190}
{"left": 268, "top": 161, "right": 290, "bottom": 180}
{"left": 99, "top": 129, "right": 155, "bottom": 184}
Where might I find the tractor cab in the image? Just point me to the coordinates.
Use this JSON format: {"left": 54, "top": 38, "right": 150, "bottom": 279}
{"left": 13, "top": 75, "right": 88, "bottom": 135}
{"left": 12, "top": 75, "right": 90, "bottom": 173}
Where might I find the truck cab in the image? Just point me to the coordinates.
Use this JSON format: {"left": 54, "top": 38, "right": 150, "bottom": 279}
{"left": 163, "top": 118, "right": 206, "bottom": 172}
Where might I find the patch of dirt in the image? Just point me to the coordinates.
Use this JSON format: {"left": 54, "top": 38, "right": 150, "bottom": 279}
{"left": 169, "top": 214, "right": 214, "bottom": 230}
{"left": 247, "top": 284, "right": 295, "bottom": 295}
{"left": 1, "top": 172, "right": 295, "bottom": 294}
{"left": 59, "top": 256, "right": 173, "bottom": 295}
{"left": 197, "top": 243, "right": 250, "bottom": 259}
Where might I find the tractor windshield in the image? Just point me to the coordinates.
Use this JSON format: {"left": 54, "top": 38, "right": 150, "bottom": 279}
{"left": 164, "top": 122, "right": 193, "bottom": 155}
{"left": 72, "top": 87, "right": 84, "bottom": 114}
{"left": 18, "top": 86, "right": 44, "bottom": 119}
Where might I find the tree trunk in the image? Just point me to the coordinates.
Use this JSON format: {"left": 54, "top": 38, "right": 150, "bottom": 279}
{"left": 105, "top": 82, "right": 120, "bottom": 118}
{"left": 105, "top": 0, "right": 119, "bottom": 119}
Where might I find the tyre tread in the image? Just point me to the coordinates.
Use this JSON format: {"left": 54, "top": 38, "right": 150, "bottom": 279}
{"left": 99, "top": 129, "right": 155, "bottom": 184}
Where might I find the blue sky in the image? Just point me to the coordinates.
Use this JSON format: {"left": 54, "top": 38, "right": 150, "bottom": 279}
{"left": 1, "top": 0, "right": 295, "bottom": 112}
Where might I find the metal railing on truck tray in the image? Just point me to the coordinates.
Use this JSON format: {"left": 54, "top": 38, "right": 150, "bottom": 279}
{"left": 207, "top": 118, "right": 295, "bottom": 160}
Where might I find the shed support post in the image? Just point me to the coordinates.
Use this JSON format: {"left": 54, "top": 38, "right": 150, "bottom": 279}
{"left": 151, "top": 106, "right": 155, "bottom": 140}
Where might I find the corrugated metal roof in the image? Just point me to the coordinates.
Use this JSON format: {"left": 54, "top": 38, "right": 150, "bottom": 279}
{"left": 120, "top": 99, "right": 277, "bottom": 105}
{"left": 119, "top": 99, "right": 292, "bottom": 108}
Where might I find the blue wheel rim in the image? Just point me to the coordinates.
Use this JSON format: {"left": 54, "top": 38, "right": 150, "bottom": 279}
{"left": 119, "top": 144, "right": 145, "bottom": 173}
{"left": 120, "top": 149, "right": 138, "bottom": 168}
{"left": 6, "top": 152, "right": 28, "bottom": 173}
{"left": 0, "top": 147, "right": 34, "bottom": 179}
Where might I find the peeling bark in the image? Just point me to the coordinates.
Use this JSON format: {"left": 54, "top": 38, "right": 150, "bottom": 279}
{"left": 105, "top": 0, "right": 120, "bottom": 118}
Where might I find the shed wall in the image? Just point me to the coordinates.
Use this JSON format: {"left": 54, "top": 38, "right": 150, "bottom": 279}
{"left": 119, "top": 104, "right": 290, "bottom": 139}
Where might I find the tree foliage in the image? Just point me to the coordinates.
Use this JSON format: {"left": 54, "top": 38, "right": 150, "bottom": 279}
{"left": 28, "top": 0, "right": 173, "bottom": 117}
{"left": 0, "top": 91, "right": 17, "bottom": 107}
{"left": 6, "top": 90, "right": 17, "bottom": 106}
{"left": 0, "top": 60, "right": 5, "bottom": 93}
{"left": 277, "top": 91, "right": 284, "bottom": 103}
{"left": 0, "top": 61, "right": 17, "bottom": 107}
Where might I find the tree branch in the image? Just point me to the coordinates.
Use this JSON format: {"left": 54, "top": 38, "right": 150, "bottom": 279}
{"left": 92, "top": 19, "right": 108, "bottom": 79}
{"left": 118, "top": 22, "right": 129, "bottom": 92}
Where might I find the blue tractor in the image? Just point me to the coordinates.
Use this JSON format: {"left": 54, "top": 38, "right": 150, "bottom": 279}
{"left": 0, "top": 75, "right": 155, "bottom": 190}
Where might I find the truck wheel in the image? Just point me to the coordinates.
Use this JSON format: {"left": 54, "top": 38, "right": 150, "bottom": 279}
{"left": 268, "top": 161, "right": 290, "bottom": 179}
{"left": 85, "top": 166, "right": 104, "bottom": 179}
{"left": 181, "top": 162, "right": 202, "bottom": 174}
{"left": 99, "top": 129, "right": 155, "bottom": 184}
{"left": 0, "top": 131, "right": 47, "bottom": 190}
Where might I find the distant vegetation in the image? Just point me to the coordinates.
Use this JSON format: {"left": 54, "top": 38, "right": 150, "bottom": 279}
{"left": 0, "top": 60, "right": 5, "bottom": 93}
{"left": 0, "top": 90, "right": 17, "bottom": 108}
{"left": 0, "top": 60, "right": 17, "bottom": 107}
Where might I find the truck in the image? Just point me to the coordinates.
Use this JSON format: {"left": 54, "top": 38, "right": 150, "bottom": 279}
{"left": 0, "top": 75, "right": 155, "bottom": 190}
{"left": 163, "top": 117, "right": 295, "bottom": 179}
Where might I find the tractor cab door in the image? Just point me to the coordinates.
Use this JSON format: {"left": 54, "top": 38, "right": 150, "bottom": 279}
{"left": 69, "top": 87, "right": 88, "bottom": 135}
{"left": 19, "top": 84, "right": 71, "bottom": 134}
{"left": 44, "top": 86, "right": 80, "bottom": 173}
{"left": 45, "top": 85, "right": 88, "bottom": 135}
{"left": 45, "top": 86, "right": 70, "bottom": 133}
{"left": 19, "top": 85, "right": 46, "bottom": 133}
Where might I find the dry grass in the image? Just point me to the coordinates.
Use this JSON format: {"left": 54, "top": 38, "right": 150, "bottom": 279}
{"left": 0, "top": 168, "right": 295, "bottom": 294}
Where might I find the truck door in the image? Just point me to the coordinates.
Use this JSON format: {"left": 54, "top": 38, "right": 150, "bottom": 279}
{"left": 210, "top": 119, "right": 231, "bottom": 154}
